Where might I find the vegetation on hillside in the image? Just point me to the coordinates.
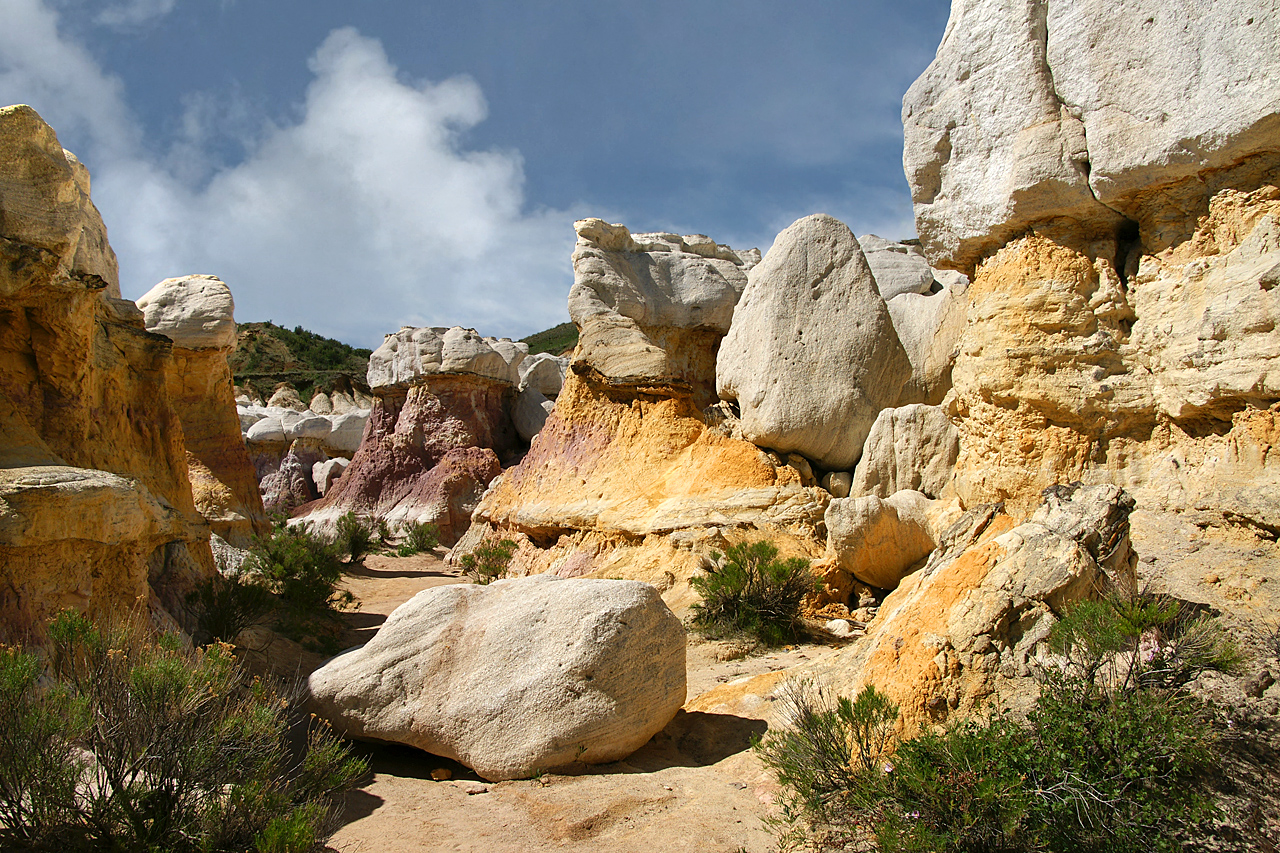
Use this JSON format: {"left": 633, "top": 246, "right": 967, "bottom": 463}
{"left": 230, "top": 322, "right": 373, "bottom": 402}
{"left": 520, "top": 321, "right": 578, "bottom": 356}
{"left": 756, "top": 593, "right": 1244, "bottom": 852}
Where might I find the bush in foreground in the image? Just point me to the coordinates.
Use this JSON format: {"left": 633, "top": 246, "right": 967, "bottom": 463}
{"left": 334, "top": 512, "right": 375, "bottom": 565}
{"left": 0, "top": 611, "right": 366, "bottom": 852}
{"left": 395, "top": 521, "right": 440, "bottom": 557}
{"left": 757, "top": 594, "right": 1242, "bottom": 852}
{"left": 689, "top": 541, "right": 816, "bottom": 645}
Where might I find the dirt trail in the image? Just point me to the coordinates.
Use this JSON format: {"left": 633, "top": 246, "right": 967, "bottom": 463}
{"left": 323, "top": 552, "right": 836, "bottom": 853}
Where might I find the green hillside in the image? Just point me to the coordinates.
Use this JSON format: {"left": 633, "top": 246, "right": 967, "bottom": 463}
{"left": 231, "top": 322, "right": 372, "bottom": 400}
{"left": 521, "top": 322, "right": 578, "bottom": 356}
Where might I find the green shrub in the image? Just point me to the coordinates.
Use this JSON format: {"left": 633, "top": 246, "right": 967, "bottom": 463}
{"left": 0, "top": 611, "right": 366, "bottom": 852}
{"left": 757, "top": 594, "right": 1242, "bottom": 853}
{"left": 395, "top": 521, "right": 440, "bottom": 557}
{"left": 459, "top": 538, "right": 516, "bottom": 584}
{"left": 689, "top": 541, "right": 816, "bottom": 645}
{"left": 334, "top": 511, "right": 374, "bottom": 564}
{"left": 187, "top": 572, "right": 275, "bottom": 645}
{"left": 239, "top": 524, "right": 355, "bottom": 651}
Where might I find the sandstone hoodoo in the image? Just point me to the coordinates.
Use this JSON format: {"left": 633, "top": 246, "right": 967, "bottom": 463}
{"left": 0, "top": 105, "right": 217, "bottom": 639}
{"left": 301, "top": 325, "right": 520, "bottom": 543}
{"left": 308, "top": 575, "right": 687, "bottom": 782}
{"left": 138, "top": 274, "right": 268, "bottom": 546}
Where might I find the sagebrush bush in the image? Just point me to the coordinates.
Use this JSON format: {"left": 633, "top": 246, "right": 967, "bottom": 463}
{"left": 334, "top": 511, "right": 374, "bottom": 564}
{"left": 689, "top": 541, "right": 816, "bottom": 645}
{"left": 395, "top": 521, "right": 440, "bottom": 557}
{"left": 757, "top": 593, "right": 1243, "bottom": 853}
{"left": 0, "top": 611, "right": 366, "bottom": 852}
{"left": 459, "top": 538, "right": 516, "bottom": 584}
{"left": 238, "top": 524, "right": 355, "bottom": 651}
{"left": 186, "top": 572, "right": 275, "bottom": 645}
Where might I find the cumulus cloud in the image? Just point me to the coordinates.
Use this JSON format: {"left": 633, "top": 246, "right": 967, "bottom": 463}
{"left": 0, "top": 2, "right": 580, "bottom": 346}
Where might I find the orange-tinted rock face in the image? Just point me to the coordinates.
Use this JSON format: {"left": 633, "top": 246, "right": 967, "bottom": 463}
{"left": 0, "top": 105, "right": 212, "bottom": 643}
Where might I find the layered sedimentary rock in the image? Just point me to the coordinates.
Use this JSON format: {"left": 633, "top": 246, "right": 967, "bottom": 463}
{"left": 717, "top": 214, "right": 911, "bottom": 470}
{"left": 309, "top": 575, "right": 686, "bottom": 781}
{"left": 904, "top": 1, "right": 1280, "bottom": 522}
{"left": 302, "top": 326, "right": 516, "bottom": 543}
{"left": 903, "top": 0, "right": 1280, "bottom": 272}
{"left": 824, "top": 484, "right": 1136, "bottom": 728}
{"left": 138, "top": 275, "right": 267, "bottom": 546}
{"left": 0, "top": 105, "right": 213, "bottom": 640}
{"left": 569, "top": 218, "right": 754, "bottom": 409}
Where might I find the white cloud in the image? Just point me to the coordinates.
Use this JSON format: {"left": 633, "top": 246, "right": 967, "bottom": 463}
{"left": 95, "top": 0, "right": 176, "bottom": 28}
{"left": 0, "top": 4, "right": 580, "bottom": 346}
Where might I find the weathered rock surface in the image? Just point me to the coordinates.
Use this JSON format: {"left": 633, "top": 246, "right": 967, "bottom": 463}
{"left": 886, "top": 272, "right": 968, "bottom": 406}
{"left": 716, "top": 214, "right": 911, "bottom": 470}
{"left": 823, "top": 490, "right": 937, "bottom": 593}
{"left": 904, "top": 0, "right": 1280, "bottom": 271}
{"left": 139, "top": 274, "right": 266, "bottom": 545}
{"left": 518, "top": 352, "right": 569, "bottom": 398}
{"left": 0, "top": 105, "right": 212, "bottom": 640}
{"left": 312, "top": 457, "right": 348, "bottom": 497}
{"left": 568, "top": 218, "right": 753, "bottom": 408}
{"left": 512, "top": 386, "right": 555, "bottom": 442}
{"left": 850, "top": 404, "right": 959, "bottom": 499}
{"left": 308, "top": 575, "right": 686, "bottom": 781}
{"left": 369, "top": 326, "right": 519, "bottom": 389}
{"left": 825, "top": 484, "right": 1136, "bottom": 728}
{"left": 858, "top": 234, "right": 935, "bottom": 300}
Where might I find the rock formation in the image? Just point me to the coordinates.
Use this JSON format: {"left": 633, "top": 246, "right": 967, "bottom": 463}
{"left": 138, "top": 274, "right": 267, "bottom": 546}
{"left": 308, "top": 575, "right": 686, "bottom": 781}
{"left": 568, "top": 218, "right": 755, "bottom": 409}
{"left": 0, "top": 105, "right": 214, "bottom": 640}
{"left": 300, "top": 326, "right": 517, "bottom": 543}
{"left": 716, "top": 214, "right": 912, "bottom": 471}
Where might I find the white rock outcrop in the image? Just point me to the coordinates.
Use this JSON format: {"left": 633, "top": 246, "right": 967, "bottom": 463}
{"left": 886, "top": 271, "right": 968, "bottom": 406}
{"left": 368, "top": 326, "right": 519, "bottom": 390}
{"left": 135, "top": 275, "right": 237, "bottom": 351}
{"left": 568, "top": 218, "right": 753, "bottom": 405}
{"left": 858, "top": 234, "right": 936, "bottom": 300}
{"left": 903, "top": 0, "right": 1280, "bottom": 268}
{"left": 308, "top": 575, "right": 687, "bottom": 782}
{"left": 851, "top": 404, "right": 959, "bottom": 499}
{"left": 716, "top": 214, "right": 911, "bottom": 470}
{"left": 518, "top": 352, "right": 569, "bottom": 398}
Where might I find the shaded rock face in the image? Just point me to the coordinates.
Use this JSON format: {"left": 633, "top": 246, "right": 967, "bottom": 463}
{"left": 716, "top": 214, "right": 911, "bottom": 470}
{"left": 569, "top": 218, "right": 754, "bottom": 409}
{"left": 903, "top": 0, "right": 1280, "bottom": 272}
{"left": 304, "top": 372, "right": 513, "bottom": 544}
{"left": 851, "top": 404, "right": 959, "bottom": 500}
{"left": 828, "top": 484, "right": 1137, "bottom": 729}
{"left": 0, "top": 106, "right": 212, "bottom": 641}
{"left": 308, "top": 575, "right": 686, "bottom": 782}
{"left": 139, "top": 275, "right": 267, "bottom": 546}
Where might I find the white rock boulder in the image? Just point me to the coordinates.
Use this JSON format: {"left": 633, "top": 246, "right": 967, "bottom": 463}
{"left": 308, "top": 575, "right": 686, "bottom": 782}
{"left": 322, "top": 410, "right": 369, "bottom": 457}
{"left": 716, "top": 214, "right": 911, "bottom": 470}
{"left": 136, "top": 275, "right": 237, "bottom": 351}
{"left": 850, "top": 404, "right": 959, "bottom": 500}
{"left": 859, "top": 234, "right": 936, "bottom": 300}
{"left": 518, "top": 352, "right": 570, "bottom": 398}
{"left": 368, "top": 326, "right": 518, "bottom": 390}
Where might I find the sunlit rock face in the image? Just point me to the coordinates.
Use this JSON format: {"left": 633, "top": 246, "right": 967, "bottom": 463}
{"left": 139, "top": 274, "right": 268, "bottom": 547}
{"left": 0, "top": 105, "right": 214, "bottom": 641}
{"left": 299, "top": 326, "right": 517, "bottom": 544}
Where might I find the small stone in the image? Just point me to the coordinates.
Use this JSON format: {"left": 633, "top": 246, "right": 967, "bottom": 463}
{"left": 463, "top": 783, "right": 489, "bottom": 795}
{"left": 1204, "top": 573, "right": 1221, "bottom": 584}
{"left": 825, "top": 618, "right": 856, "bottom": 638}
{"left": 431, "top": 768, "right": 452, "bottom": 781}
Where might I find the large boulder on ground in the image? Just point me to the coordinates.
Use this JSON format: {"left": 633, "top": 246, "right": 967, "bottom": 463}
{"left": 851, "top": 404, "right": 959, "bottom": 499}
{"left": 716, "top": 214, "right": 912, "bottom": 470}
{"left": 308, "top": 575, "right": 687, "bottom": 782}
{"left": 569, "top": 218, "right": 755, "bottom": 407}
{"left": 904, "top": 0, "right": 1280, "bottom": 271}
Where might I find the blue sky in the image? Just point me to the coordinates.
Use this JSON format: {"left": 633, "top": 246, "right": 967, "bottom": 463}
{"left": 1, "top": 0, "right": 951, "bottom": 347}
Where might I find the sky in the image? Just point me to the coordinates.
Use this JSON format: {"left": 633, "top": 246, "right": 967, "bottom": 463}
{"left": 0, "top": 0, "right": 952, "bottom": 348}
